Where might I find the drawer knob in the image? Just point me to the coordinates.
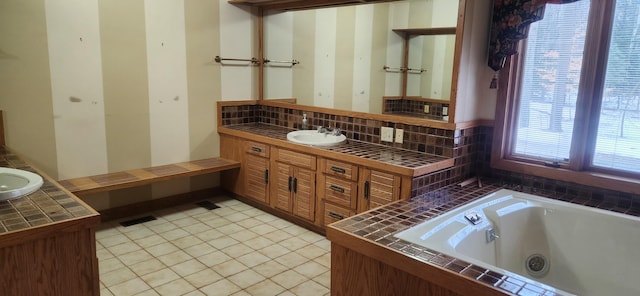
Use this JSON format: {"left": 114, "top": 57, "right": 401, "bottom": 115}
{"left": 328, "top": 211, "right": 344, "bottom": 220}
{"left": 329, "top": 185, "right": 345, "bottom": 193}
{"left": 330, "top": 166, "right": 346, "bottom": 174}
{"left": 251, "top": 146, "right": 262, "bottom": 153}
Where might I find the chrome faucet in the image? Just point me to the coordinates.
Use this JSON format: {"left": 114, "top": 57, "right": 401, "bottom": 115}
{"left": 486, "top": 228, "right": 500, "bottom": 243}
{"left": 317, "top": 126, "right": 342, "bottom": 136}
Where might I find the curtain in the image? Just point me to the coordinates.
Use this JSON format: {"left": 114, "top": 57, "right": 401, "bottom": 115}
{"left": 488, "top": 0, "right": 582, "bottom": 88}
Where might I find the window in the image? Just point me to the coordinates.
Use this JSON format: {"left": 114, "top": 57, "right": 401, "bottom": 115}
{"left": 493, "top": 0, "right": 640, "bottom": 190}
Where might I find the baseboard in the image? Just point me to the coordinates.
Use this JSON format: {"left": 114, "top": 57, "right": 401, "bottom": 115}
{"left": 98, "top": 187, "right": 227, "bottom": 222}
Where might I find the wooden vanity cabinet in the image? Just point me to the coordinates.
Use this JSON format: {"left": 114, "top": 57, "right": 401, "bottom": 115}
{"left": 319, "top": 158, "right": 404, "bottom": 226}
{"left": 271, "top": 148, "right": 317, "bottom": 222}
{"left": 243, "top": 141, "right": 270, "bottom": 204}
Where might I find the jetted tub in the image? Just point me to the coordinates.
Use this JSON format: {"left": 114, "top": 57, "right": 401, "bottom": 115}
{"left": 395, "top": 189, "right": 640, "bottom": 296}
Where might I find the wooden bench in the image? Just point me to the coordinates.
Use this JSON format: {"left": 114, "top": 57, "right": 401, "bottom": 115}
{"left": 59, "top": 157, "right": 240, "bottom": 196}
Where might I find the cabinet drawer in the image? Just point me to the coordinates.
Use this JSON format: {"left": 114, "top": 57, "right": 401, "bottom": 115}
{"left": 323, "top": 202, "right": 354, "bottom": 226}
{"left": 276, "top": 148, "right": 316, "bottom": 169}
{"left": 323, "top": 159, "right": 357, "bottom": 181}
{"left": 323, "top": 176, "right": 357, "bottom": 209}
{"left": 244, "top": 141, "right": 270, "bottom": 158}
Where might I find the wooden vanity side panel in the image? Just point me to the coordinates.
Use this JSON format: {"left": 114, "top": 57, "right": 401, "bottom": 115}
{"left": 220, "top": 134, "right": 245, "bottom": 195}
{"left": 331, "top": 243, "right": 463, "bottom": 296}
{"left": 0, "top": 227, "right": 99, "bottom": 296}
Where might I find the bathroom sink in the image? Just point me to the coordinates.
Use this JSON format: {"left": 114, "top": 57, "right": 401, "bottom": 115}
{"left": 0, "top": 167, "right": 44, "bottom": 201}
{"left": 287, "top": 130, "right": 347, "bottom": 146}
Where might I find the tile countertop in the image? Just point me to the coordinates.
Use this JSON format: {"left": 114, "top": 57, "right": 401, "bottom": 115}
{"left": 220, "top": 123, "right": 453, "bottom": 177}
{"left": 0, "top": 147, "right": 99, "bottom": 234}
{"left": 327, "top": 183, "right": 565, "bottom": 296}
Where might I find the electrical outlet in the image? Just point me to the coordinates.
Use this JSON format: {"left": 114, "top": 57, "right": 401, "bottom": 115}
{"left": 381, "top": 127, "right": 394, "bottom": 142}
{"left": 395, "top": 129, "right": 404, "bottom": 144}
{"left": 423, "top": 105, "right": 430, "bottom": 113}
{"left": 442, "top": 106, "right": 449, "bottom": 116}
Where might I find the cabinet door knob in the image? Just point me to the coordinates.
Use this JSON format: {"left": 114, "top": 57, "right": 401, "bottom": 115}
{"left": 264, "top": 169, "right": 269, "bottom": 184}
{"left": 288, "top": 176, "right": 293, "bottom": 192}
{"left": 293, "top": 177, "right": 298, "bottom": 193}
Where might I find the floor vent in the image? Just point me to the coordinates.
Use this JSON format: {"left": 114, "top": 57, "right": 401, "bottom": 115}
{"left": 196, "top": 200, "right": 220, "bottom": 210}
{"left": 120, "top": 215, "right": 157, "bottom": 227}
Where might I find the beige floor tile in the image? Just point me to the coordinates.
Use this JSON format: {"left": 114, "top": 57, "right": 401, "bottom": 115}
{"left": 216, "top": 223, "right": 245, "bottom": 235}
{"left": 99, "top": 233, "right": 131, "bottom": 248}
{"left": 262, "top": 230, "right": 292, "bottom": 243}
{"left": 140, "top": 268, "right": 181, "bottom": 287}
{"left": 199, "top": 278, "right": 241, "bottom": 295}
{"left": 289, "top": 279, "right": 329, "bottom": 296}
{"left": 278, "top": 291, "right": 296, "bottom": 296}
{"left": 227, "top": 269, "right": 266, "bottom": 289}
{"left": 314, "top": 270, "right": 331, "bottom": 288}
{"left": 182, "top": 222, "right": 212, "bottom": 235}
{"left": 293, "top": 261, "right": 327, "bottom": 279}
{"left": 270, "top": 270, "right": 308, "bottom": 289}
{"left": 208, "top": 236, "right": 239, "bottom": 250}
{"left": 254, "top": 213, "right": 279, "bottom": 224}
{"left": 313, "top": 239, "right": 331, "bottom": 251}
{"left": 224, "top": 212, "right": 250, "bottom": 222}
{"left": 210, "top": 207, "right": 237, "bottom": 217}
{"left": 197, "top": 250, "right": 232, "bottom": 267}
{"left": 251, "top": 260, "right": 288, "bottom": 278}
{"left": 100, "top": 267, "right": 138, "bottom": 287}
{"left": 313, "top": 252, "right": 331, "bottom": 268}
{"left": 98, "top": 257, "right": 124, "bottom": 274}
{"left": 146, "top": 242, "right": 180, "bottom": 257}
{"left": 266, "top": 217, "right": 294, "bottom": 229}
{"left": 172, "top": 235, "right": 205, "bottom": 250}
{"left": 230, "top": 291, "right": 252, "bottom": 296}
{"left": 249, "top": 224, "right": 278, "bottom": 236}
{"left": 296, "top": 244, "right": 327, "bottom": 260}
{"left": 129, "top": 258, "right": 167, "bottom": 276}
{"left": 274, "top": 252, "right": 308, "bottom": 269}
{"left": 245, "top": 279, "right": 286, "bottom": 296}
{"left": 147, "top": 221, "right": 179, "bottom": 234}
{"left": 100, "top": 288, "right": 114, "bottom": 296}
{"left": 183, "top": 268, "right": 223, "bottom": 288}
{"left": 204, "top": 217, "right": 233, "bottom": 228}
{"left": 135, "top": 234, "right": 168, "bottom": 248}
{"left": 258, "top": 244, "right": 291, "bottom": 259}
{"left": 194, "top": 228, "right": 225, "bottom": 241}
{"left": 155, "top": 278, "right": 197, "bottom": 295}
{"left": 171, "top": 258, "right": 207, "bottom": 277}
{"left": 183, "top": 290, "right": 206, "bottom": 296}
{"left": 183, "top": 242, "right": 217, "bottom": 258}
{"left": 235, "top": 217, "right": 263, "bottom": 229}
{"left": 117, "top": 249, "right": 153, "bottom": 266}
{"left": 235, "top": 252, "right": 272, "bottom": 268}
{"left": 244, "top": 236, "right": 276, "bottom": 250}
{"left": 157, "top": 250, "right": 193, "bottom": 266}
{"left": 172, "top": 217, "right": 200, "bottom": 228}
{"left": 123, "top": 227, "right": 156, "bottom": 241}
{"left": 297, "top": 231, "right": 325, "bottom": 243}
{"left": 107, "top": 278, "right": 152, "bottom": 295}
{"left": 221, "top": 243, "right": 254, "bottom": 258}
{"left": 278, "top": 236, "right": 309, "bottom": 251}
{"left": 228, "top": 229, "right": 259, "bottom": 242}
{"left": 212, "top": 259, "right": 249, "bottom": 277}
{"left": 95, "top": 227, "right": 120, "bottom": 240}
{"left": 134, "top": 289, "right": 161, "bottom": 296}
{"left": 155, "top": 209, "right": 189, "bottom": 221}
{"left": 160, "top": 228, "right": 191, "bottom": 241}
{"left": 107, "top": 241, "right": 142, "bottom": 256}
{"left": 281, "top": 225, "right": 308, "bottom": 236}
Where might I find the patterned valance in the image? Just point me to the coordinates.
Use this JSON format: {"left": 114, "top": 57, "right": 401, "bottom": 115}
{"left": 488, "top": 0, "right": 582, "bottom": 88}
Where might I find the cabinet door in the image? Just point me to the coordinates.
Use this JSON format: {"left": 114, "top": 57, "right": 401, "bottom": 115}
{"left": 244, "top": 154, "right": 269, "bottom": 203}
{"left": 292, "top": 167, "right": 315, "bottom": 222}
{"left": 359, "top": 169, "right": 401, "bottom": 212}
{"left": 273, "top": 163, "right": 293, "bottom": 212}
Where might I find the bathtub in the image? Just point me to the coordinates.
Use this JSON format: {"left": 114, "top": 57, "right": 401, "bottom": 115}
{"left": 395, "top": 189, "right": 640, "bottom": 296}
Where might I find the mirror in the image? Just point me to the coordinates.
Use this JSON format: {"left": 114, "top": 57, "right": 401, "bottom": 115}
{"left": 262, "top": 0, "right": 460, "bottom": 120}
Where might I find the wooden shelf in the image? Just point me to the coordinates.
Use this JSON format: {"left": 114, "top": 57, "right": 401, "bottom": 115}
{"left": 59, "top": 157, "right": 240, "bottom": 196}
{"left": 228, "top": 0, "right": 399, "bottom": 11}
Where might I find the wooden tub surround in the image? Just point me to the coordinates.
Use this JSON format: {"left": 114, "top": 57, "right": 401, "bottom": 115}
{"left": 0, "top": 146, "right": 101, "bottom": 296}
{"left": 326, "top": 183, "right": 565, "bottom": 296}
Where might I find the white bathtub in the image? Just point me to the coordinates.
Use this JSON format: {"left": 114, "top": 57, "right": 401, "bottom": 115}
{"left": 395, "top": 189, "right": 640, "bottom": 296}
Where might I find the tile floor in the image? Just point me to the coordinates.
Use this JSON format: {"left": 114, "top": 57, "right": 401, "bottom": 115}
{"left": 96, "top": 196, "right": 331, "bottom": 296}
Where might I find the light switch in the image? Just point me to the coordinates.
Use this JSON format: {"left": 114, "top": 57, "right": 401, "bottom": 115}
{"left": 395, "top": 129, "right": 404, "bottom": 144}
{"left": 381, "top": 127, "right": 394, "bottom": 142}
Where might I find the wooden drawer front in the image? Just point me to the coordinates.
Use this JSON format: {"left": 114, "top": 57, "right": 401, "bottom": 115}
{"left": 369, "top": 170, "right": 399, "bottom": 209}
{"left": 276, "top": 149, "right": 316, "bottom": 169}
{"left": 323, "top": 159, "right": 357, "bottom": 181}
{"left": 323, "top": 176, "right": 357, "bottom": 209}
{"left": 244, "top": 141, "right": 270, "bottom": 158}
{"left": 323, "top": 202, "right": 354, "bottom": 226}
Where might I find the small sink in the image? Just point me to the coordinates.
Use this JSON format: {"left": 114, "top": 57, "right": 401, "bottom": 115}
{"left": 0, "top": 167, "right": 44, "bottom": 201}
{"left": 287, "top": 130, "right": 347, "bottom": 146}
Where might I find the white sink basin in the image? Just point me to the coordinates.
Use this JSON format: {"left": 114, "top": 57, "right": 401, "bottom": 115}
{"left": 287, "top": 130, "right": 347, "bottom": 146}
{"left": 0, "top": 167, "right": 44, "bottom": 201}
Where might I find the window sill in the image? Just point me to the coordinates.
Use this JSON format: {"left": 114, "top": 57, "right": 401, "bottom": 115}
{"left": 491, "top": 158, "right": 640, "bottom": 196}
